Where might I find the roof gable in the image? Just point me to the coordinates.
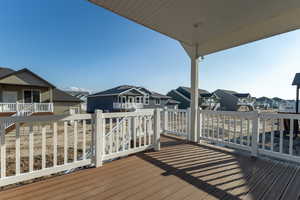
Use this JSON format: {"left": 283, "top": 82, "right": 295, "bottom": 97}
{"left": 0, "top": 68, "right": 55, "bottom": 88}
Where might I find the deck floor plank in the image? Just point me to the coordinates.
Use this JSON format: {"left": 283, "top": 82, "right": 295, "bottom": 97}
{"left": 0, "top": 136, "right": 299, "bottom": 200}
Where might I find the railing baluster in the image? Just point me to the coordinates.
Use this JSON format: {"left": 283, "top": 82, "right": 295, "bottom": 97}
{"left": 53, "top": 122, "right": 58, "bottom": 167}
{"left": 143, "top": 116, "right": 147, "bottom": 146}
{"left": 109, "top": 118, "right": 113, "bottom": 154}
{"left": 29, "top": 125, "right": 34, "bottom": 172}
{"left": 116, "top": 118, "right": 120, "bottom": 151}
{"left": 82, "top": 120, "right": 86, "bottom": 159}
{"left": 133, "top": 117, "right": 136, "bottom": 148}
{"left": 211, "top": 114, "right": 214, "bottom": 140}
{"left": 247, "top": 119, "right": 250, "bottom": 146}
{"left": 15, "top": 122, "right": 20, "bottom": 175}
{"left": 122, "top": 117, "right": 126, "bottom": 150}
{"left": 64, "top": 121, "right": 68, "bottom": 164}
{"left": 262, "top": 119, "right": 266, "bottom": 150}
{"left": 280, "top": 118, "right": 283, "bottom": 154}
{"left": 148, "top": 116, "right": 151, "bottom": 145}
{"left": 233, "top": 117, "right": 236, "bottom": 144}
{"left": 42, "top": 125, "right": 46, "bottom": 169}
{"left": 1, "top": 125, "right": 6, "bottom": 178}
{"left": 240, "top": 119, "right": 243, "bottom": 145}
{"left": 289, "top": 119, "right": 294, "bottom": 155}
{"left": 217, "top": 114, "right": 219, "bottom": 142}
{"left": 139, "top": 116, "right": 142, "bottom": 147}
{"left": 271, "top": 118, "right": 274, "bottom": 152}
{"left": 128, "top": 118, "right": 131, "bottom": 149}
{"left": 74, "top": 120, "right": 78, "bottom": 161}
{"left": 222, "top": 115, "right": 225, "bottom": 142}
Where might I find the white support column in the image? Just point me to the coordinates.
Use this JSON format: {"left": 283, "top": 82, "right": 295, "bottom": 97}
{"left": 190, "top": 51, "right": 200, "bottom": 143}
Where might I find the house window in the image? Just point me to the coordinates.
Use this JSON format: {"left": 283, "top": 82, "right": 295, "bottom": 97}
{"left": 144, "top": 97, "right": 149, "bottom": 105}
{"left": 136, "top": 97, "right": 140, "bottom": 103}
{"left": 155, "top": 99, "right": 160, "bottom": 105}
{"left": 23, "top": 90, "right": 40, "bottom": 103}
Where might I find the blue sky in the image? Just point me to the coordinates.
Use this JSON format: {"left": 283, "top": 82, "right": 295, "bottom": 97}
{"left": 0, "top": 0, "right": 300, "bottom": 99}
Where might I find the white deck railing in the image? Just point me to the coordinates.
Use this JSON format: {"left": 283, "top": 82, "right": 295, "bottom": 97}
{"left": 113, "top": 102, "right": 144, "bottom": 110}
{"left": 0, "top": 109, "right": 160, "bottom": 186}
{"left": 162, "top": 108, "right": 300, "bottom": 164}
{"left": 0, "top": 103, "right": 54, "bottom": 113}
{"left": 0, "top": 114, "right": 92, "bottom": 187}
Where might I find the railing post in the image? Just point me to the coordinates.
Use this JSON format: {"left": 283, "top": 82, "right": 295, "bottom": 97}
{"left": 163, "top": 107, "right": 168, "bottom": 135}
{"left": 154, "top": 108, "right": 161, "bottom": 151}
{"left": 186, "top": 108, "right": 191, "bottom": 141}
{"left": 197, "top": 107, "right": 202, "bottom": 143}
{"left": 251, "top": 111, "right": 260, "bottom": 157}
{"left": 93, "top": 109, "right": 104, "bottom": 167}
{"left": 131, "top": 116, "right": 137, "bottom": 149}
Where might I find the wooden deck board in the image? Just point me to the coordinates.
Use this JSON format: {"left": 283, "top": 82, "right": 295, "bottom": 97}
{"left": 0, "top": 136, "right": 300, "bottom": 200}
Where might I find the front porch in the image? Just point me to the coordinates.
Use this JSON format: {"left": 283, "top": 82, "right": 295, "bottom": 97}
{"left": 0, "top": 103, "right": 54, "bottom": 114}
{"left": 0, "top": 135, "right": 299, "bottom": 200}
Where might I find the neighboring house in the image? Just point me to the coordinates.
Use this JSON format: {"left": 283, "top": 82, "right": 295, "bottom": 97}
{"left": 0, "top": 67, "right": 82, "bottom": 117}
{"left": 87, "top": 85, "right": 179, "bottom": 113}
{"left": 167, "top": 86, "right": 220, "bottom": 110}
{"left": 64, "top": 90, "right": 90, "bottom": 112}
{"left": 214, "top": 89, "right": 254, "bottom": 111}
{"left": 254, "top": 97, "right": 273, "bottom": 109}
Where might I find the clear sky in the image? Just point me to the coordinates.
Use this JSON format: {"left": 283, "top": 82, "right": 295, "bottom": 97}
{"left": 0, "top": 0, "right": 300, "bottom": 99}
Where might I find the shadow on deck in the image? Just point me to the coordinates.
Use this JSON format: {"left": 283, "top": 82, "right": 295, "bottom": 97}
{"left": 0, "top": 135, "right": 299, "bottom": 200}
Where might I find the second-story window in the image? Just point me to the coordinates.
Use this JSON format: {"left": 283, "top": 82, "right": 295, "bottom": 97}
{"left": 155, "top": 99, "right": 160, "bottom": 105}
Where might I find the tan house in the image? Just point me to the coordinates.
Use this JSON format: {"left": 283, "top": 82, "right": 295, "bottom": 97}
{"left": 0, "top": 67, "right": 82, "bottom": 116}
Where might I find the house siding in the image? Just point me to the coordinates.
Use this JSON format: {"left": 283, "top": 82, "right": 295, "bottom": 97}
{"left": 214, "top": 90, "right": 238, "bottom": 111}
{"left": 87, "top": 96, "right": 115, "bottom": 113}
{"left": 53, "top": 102, "right": 81, "bottom": 115}
{"left": 167, "top": 90, "right": 190, "bottom": 109}
{"left": 0, "top": 84, "right": 51, "bottom": 103}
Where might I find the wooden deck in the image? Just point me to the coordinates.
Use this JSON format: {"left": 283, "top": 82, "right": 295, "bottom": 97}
{"left": 0, "top": 136, "right": 300, "bottom": 200}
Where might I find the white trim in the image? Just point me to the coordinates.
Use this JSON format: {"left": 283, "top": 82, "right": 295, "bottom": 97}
{"left": 155, "top": 99, "right": 161, "bottom": 105}
{"left": 118, "top": 87, "right": 146, "bottom": 96}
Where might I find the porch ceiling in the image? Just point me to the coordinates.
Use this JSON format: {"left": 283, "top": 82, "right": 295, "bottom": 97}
{"left": 89, "top": 0, "right": 300, "bottom": 57}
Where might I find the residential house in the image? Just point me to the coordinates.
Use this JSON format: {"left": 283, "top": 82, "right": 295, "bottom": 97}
{"left": 254, "top": 97, "right": 273, "bottom": 110}
{"left": 214, "top": 89, "right": 254, "bottom": 111}
{"left": 87, "top": 85, "right": 179, "bottom": 113}
{"left": 0, "top": 67, "right": 82, "bottom": 117}
{"left": 64, "top": 90, "right": 90, "bottom": 112}
{"left": 167, "top": 86, "right": 220, "bottom": 110}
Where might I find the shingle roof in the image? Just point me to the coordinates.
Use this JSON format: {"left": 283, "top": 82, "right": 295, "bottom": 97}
{"left": 150, "top": 92, "right": 170, "bottom": 99}
{"left": 292, "top": 73, "right": 300, "bottom": 86}
{"left": 53, "top": 89, "right": 83, "bottom": 102}
{"left": 90, "top": 85, "right": 169, "bottom": 99}
{"left": 0, "top": 67, "right": 55, "bottom": 87}
{"left": 166, "top": 99, "right": 180, "bottom": 104}
{"left": 0, "top": 67, "right": 15, "bottom": 79}
{"left": 232, "top": 93, "right": 251, "bottom": 98}
{"left": 180, "top": 86, "right": 209, "bottom": 95}
{"left": 90, "top": 85, "right": 143, "bottom": 96}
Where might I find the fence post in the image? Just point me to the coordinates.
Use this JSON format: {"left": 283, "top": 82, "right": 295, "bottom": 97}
{"left": 93, "top": 109, "right": 104, "bottom": 167}
{"left": 163, "top": 107, "right": 168, "bottom": 135}
{"left": 154, "top": 108, "right": 161, "bottom": 151}
{"left": 186, "top": 108, "right": 191, "bottom": 142}
{"left": 197, "top": 107, "right": 202, "bottom": 143}
{"left": 251, "top": 111, "right": 259, "bottom": 157}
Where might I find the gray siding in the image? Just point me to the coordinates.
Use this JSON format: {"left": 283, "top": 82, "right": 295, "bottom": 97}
{"left": 87, "top": 96, "right": 115, "bottom": 113}
{"left": 167, "top": 90, "right": 190, "bottom": 109}
{"left": 214, "top": 90, "right": 238, "bottom": 111}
